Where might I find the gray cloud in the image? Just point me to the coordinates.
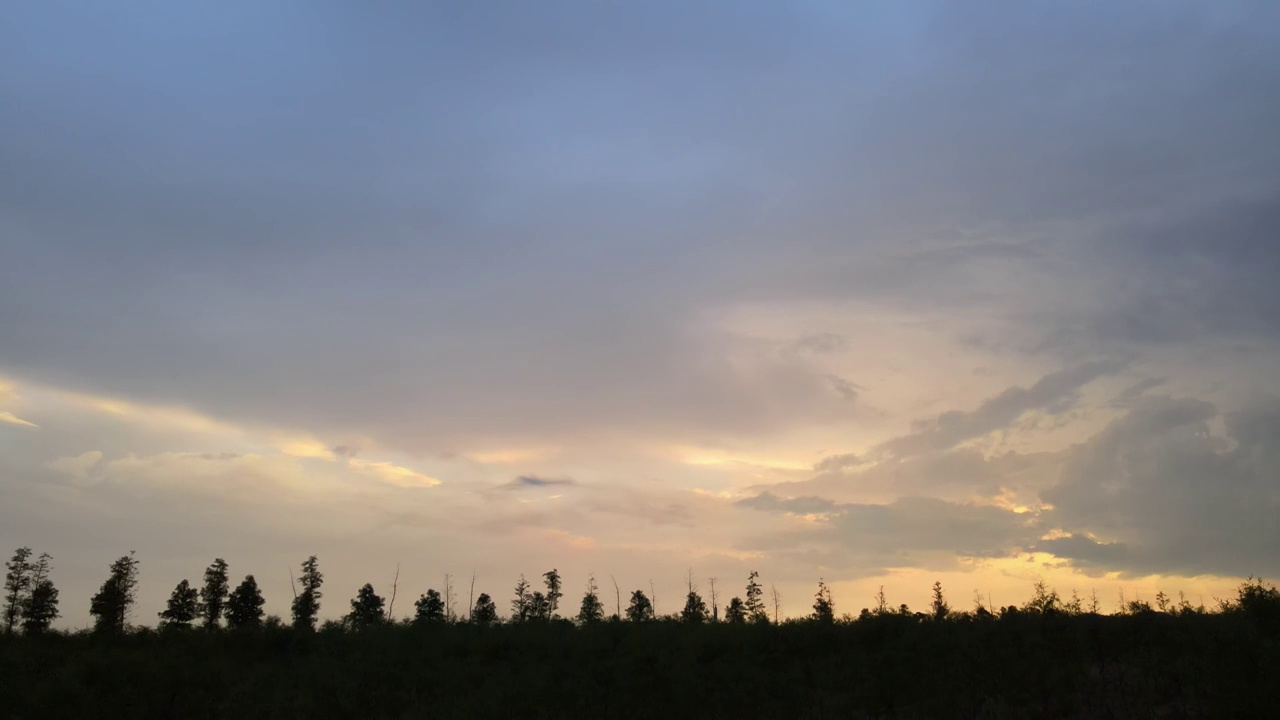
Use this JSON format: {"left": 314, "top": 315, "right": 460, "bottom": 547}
{"left": 878, "top": 361, "right": 1122, "bottom": 459}
{"left": 1039, "top": 395, "right": 1280, "bottom": 577}
{"left": 739, "top": 493, "right": 1038, "bottom": 577}
{"left": 812, "top": 453, "right": 861, "bottom": 474}
{"left": 501, "top": 475, "right": 577, "bottom": 491}
{"left": 2, "top": 0, "right": 1279, "bottom": 616}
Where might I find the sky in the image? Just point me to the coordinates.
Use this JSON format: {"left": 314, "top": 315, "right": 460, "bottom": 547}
{"left": 3, "top": 1, "right": 1279, "bottom": 627}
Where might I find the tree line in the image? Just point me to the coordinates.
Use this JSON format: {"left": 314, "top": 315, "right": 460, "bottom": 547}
{"left": 7, "top": 546, "right": 1280, "bottom": 635}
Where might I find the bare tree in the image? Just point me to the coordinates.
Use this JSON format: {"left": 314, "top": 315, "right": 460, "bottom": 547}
{"left": 709, "top": 577, "right": 719, "bottom": 622}
{"left": 443, "top": 574, "right": 457, "bottom": 622}
{"left": 610, "top": 575, "right": 621, "bottom": 618}
{"left": 468, "top": 569, "right": 476, "bottom": 622}
{"left": 770, "top": 584, "right": 782, "bottom": 623}
{"left": 649, "top": 579, "right": 657, "bottom": 617}
{"left": 386, "top": 564, "right": 400, "bottom": 621}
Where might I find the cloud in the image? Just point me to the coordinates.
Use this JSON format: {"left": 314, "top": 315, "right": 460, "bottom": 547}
{"left": 1110, "top": 377, "right": 1168, "bottom": 408}
{"left": 879, "top": 361, "right": 1123, "bottom": 459}
{"left": 736, "top": 491, "right": 836, "bottom": 515}
{"left": 45, "top": 450, "right": 103, "bottom": 483}
{"left": 0, "top": 411, "right": 38, "bottom": 428}
{"left": 812, "top": 453, "right": 861, "bottom": 473}
{"left": 501, "top": 475, "right": 577, "bottom": 491}
{"left": 738, "top": 492, "right": 1041, "bottom": 577}
{"left": 347, "top": 459, "right": 442, "bottom": 489}
{"left": 825, "top": 375, "right": 860, "bottom": 403}
{"left": 1038, "top": 395, "right": 1280, "bottom": 577}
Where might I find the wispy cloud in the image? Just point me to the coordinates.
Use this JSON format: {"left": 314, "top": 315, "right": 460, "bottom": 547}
{"left": 0, "top": 411, "right": 38, "bottom": 428}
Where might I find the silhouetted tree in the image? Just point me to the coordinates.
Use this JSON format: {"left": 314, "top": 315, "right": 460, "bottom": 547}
{"left": 528, "top": 591, "right": 551, "bottom": 620}
{"left": 471, "top": 592, "right": 498, "bottom": 625}
{"left": 348, "top": 583, "right": 386, "bottom": 629}
{"left": 577, "top": 575, "right": 605, "bottom": 624}
{"left": 199, "top": 558, "right": 230, "bottom": 629}
{"left": 442, "top": 573, "right": 455, "bottom": 622}
{"left": 1025, "top": 580, "right": 1060, "bottom": 614}
{"left": 931, "top": 581, "right": 950, "bottom": 620}
{"left": 709, "top": 576, "right": 719, "bottom": 622}
{"left": 874, "top": 585, "right": 889, "bottom": 615}
{"left": 725, "top": 597, "right": 746, "bottom": 624}
{"left": 680, "top": 591, "right": 708, "bottom": 624}
{"left": 21, "top": 553, "right": 58, "bottom": 634}
{"left": 89, "top": 552, "right": 139, "bottom": 633}
{"left": 159, "top": 579, "right": 199, "bottom": 628}
{"left": 626, "top": 590, "right": 654, "bottom": 622}
{"left": 543, "top": 568, "right": 563, "bottom": 619}
{"left": 414, "top": 589, "right": 446, "bottom": 623}
{"left": 3, "top": 547, "right": 33, "bottom": 634}
{"left": 291, "top": 556, "right": 323, "bottom": 631}
{"left": 1065, "top": 588, "right": 1084, "bottom": 615}
{"left": 511, "top": 575, "right": 531, "bottom": 622}
{"left": 812, "top": 579, "right": 835, "bottom": 622}
{"left": 226, "top": 575, "right": 265, "bottom": 629}
{"left": 744, "top": 571, "right": 768, "bottom": 623}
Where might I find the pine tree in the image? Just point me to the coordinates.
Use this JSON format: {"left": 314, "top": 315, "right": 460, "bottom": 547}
{"left": 542, "top": 568, "right": 562, "bottom": 619}
{"left": 3, "top": 547, "right": 33, "bottom": 634}
{"left": 725, "top": 597, "right": 747, "bottom": 624}
{"left": 471, "top": 592, "right": 498, "bottom": 625}
{"left": 528, "top": 591, "right": 551, "bottom": 620}
{"left": 577, "top": 574, "right": 604, "bottom": 624}
{"left": 159, "top": 579, "right": 200, "bottom": 628}
{"left": 1024, "top": 580, "right": 1060, "bottom": 614}
{"left": 291, "top": 555, "right": 323, "bottom": 631}
{"left": 680, "top": 591, "right": 709, "bottom": 623}
{"left": 199, "top": 558, "right": 230, "bottom": 629}
{"left": 812, "top": 579, "right": 835, "bottom": 622}
{"left": 625, "top": 589, "right": 654, "bottom": 622}
{"left": 414, "top": 589, "right": 446, "bottom": 623}
{"left": 89, "top": 552, "right": 139, "bottom": 633}
{"left": 226, "top": 575, "right": 265, "bottom": 629}
{"left": 21, "top": 553, "right": 59, "bottom": 634}
{"left": 930, "top": 581, "right": 950, "bottom": 621}
{"left": 348, "top": 583, "right": 385, "bottom": 629}
{"left": 744, "top": 571, "right": 768, "bottom": 623}
{"left": 511, "top": 575, "right": 531, "bottom": 622}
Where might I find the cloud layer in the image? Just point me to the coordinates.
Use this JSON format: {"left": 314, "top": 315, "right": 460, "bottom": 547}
{"left": 2, "top": 1, "right": 1278, "bottom": 624}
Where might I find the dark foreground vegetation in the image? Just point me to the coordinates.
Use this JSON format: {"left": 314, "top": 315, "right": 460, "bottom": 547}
{"left": 3, "top": 548, "right": 1279, "bottom": 718}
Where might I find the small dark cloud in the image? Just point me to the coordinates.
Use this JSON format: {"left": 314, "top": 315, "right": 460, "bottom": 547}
{"left": 812, "top": 452, "right": 862, "bottom": 473}
{"left": 331, "top": 445, "right": 360, "bottom": 459}
{"left": 825, "top": 375, "right": 861, "bottom": 403}
{"left": 501, "top": 475, "right": 577, "bottom": 491}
